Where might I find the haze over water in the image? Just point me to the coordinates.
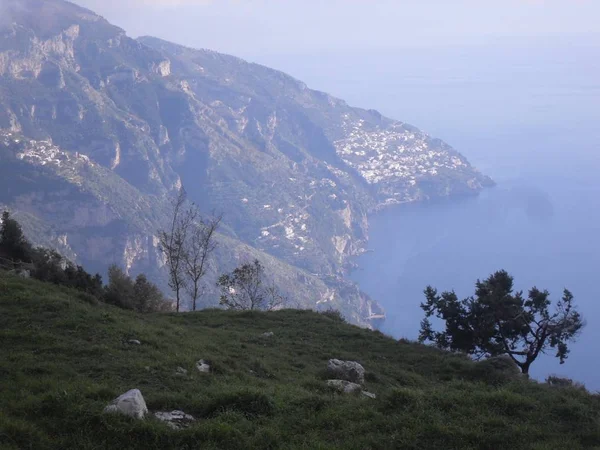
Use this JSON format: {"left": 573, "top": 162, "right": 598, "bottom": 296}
{"left": 258, "top": 37, "right": 600, "bottom": 389}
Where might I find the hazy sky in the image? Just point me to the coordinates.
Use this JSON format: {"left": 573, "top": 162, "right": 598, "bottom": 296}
{"left": 73, "top": 0, "right": 600, "bottom": 58}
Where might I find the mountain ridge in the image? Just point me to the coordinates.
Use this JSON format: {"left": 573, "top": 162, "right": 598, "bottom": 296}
{"left": 0, "top": 0, "right": 493, "bottom": 324}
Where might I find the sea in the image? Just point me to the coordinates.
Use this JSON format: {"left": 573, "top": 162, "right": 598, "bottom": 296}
{"left": 255, "top": 36, "right": 600, "bottom": 389}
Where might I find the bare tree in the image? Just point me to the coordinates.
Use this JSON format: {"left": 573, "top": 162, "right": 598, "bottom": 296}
{"left": 218, "top": 259, "right": 285, "bottom": 311}
{"left": 184, "top": 212, "right": 222, "bottom": 311}
{"left": 158, "top": 188, "right": 195, "bottom": 312}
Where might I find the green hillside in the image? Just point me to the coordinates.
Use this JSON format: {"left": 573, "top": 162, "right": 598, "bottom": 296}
{"left": 1, "top": 272, "right": 599, "bottom": 450}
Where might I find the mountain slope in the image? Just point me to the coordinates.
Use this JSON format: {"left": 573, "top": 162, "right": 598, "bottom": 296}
{"left": 0, "top": 131, "right": 382, "bottom": 323}
{"left": 0, "top": 0, "right": 492, "bottom": 322}
{"left": 1, "top": 273, "right": 598, "bottom": 449}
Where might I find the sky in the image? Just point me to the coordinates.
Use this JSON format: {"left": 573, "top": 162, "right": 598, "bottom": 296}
{"left": 73, "top": 0, "right": 600, "bottom": 59}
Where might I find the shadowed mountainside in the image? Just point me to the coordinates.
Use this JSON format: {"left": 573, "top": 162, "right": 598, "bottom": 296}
{"left": 0, "top": 0, "right": 492, "bottom": 323}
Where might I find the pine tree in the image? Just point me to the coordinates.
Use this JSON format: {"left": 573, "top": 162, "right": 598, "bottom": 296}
{"left": 419, "top": 270, "right": 584, "bottom": 375}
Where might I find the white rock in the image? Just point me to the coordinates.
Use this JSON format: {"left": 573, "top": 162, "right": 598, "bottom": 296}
{"left": 327, "top": 379, "right": 362, "bottom": 394}
{"left": 262, "top": 331, "right": 275, "bottom": 338}
{"left": 154, "top": 410, "right": 195, "bottom": 430}
{"left": 128, "top": 339, "right": 141, "bottom": 345}
{"left": 327, "top": 359, "right": 365, "bottom": 384}
{"left": 196, "top": 359, "right": 210, "bottom": 373}
{"left": 326, "top": 380, "right": 375, "bottom": 399}
{"left": 104, "top": 389, "right": 147, "bottom": 419}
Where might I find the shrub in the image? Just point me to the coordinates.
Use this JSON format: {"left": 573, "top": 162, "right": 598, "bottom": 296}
{"left": 546, "top": 375, "right": 587, "bottom": 391}
{"left": 1, "top": 212, "right": 104, "bottom": 300}
{"left": 467, "top": 356, "right": 522, "bottom": 386}
{"left": 364, "top": 371, "right": 381, "bottom": 383}
{"left": 250, "top": 428, "right": 281, "bottom": 449}
{"left": 218, "top": 260, "right": 284, "bottom": 311}
{"left": 0, "top": 211, "right": 33, "bottom": 264}
{"left": 383, "top": 388, "right": 423, "bottom": 412}
{"left": 104, "top": 265, "right": 135, "bottom": 310}
{"left": 104, "top": 266, "right": 170, "bottom": 313}
{"left": 132, "top": 274, "right": 171, "bottom": 313}
{"left": 319, "top": 308, "right": 346, "bottom": 323}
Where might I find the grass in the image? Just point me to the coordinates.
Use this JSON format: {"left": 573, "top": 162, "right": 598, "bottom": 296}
{"left": 0, "top": 272, "right": 599, "bottom": 449}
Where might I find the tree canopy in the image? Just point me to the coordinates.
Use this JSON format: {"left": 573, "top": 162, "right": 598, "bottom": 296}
{"left": 419, "top": 270, "right": 584, "bottom": 375}
{"left": 0, "top": 211, "right": 33, "bottom": 263}
{"left": 218, "top": 259, "right": 284, "bottom": 311}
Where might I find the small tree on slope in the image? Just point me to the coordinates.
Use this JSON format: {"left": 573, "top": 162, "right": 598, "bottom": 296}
{"left": 218, "top": 259, "right": 284, "bottom": 311}
{"left": 0, "top": 211, "right": 33, "bottom": 263}
{"left": 158, "top": 188, "right": 194, "bottom": 312}
{"left": 183, "top": 212, "right": 221, "bottom": 311}
{"left": 419, "top": 270, "right": 584, "bottom": 375}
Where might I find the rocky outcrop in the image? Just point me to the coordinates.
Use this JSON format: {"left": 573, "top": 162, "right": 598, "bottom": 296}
{"left": 327, "top": 359, "right": 366, "bottom": 385}
{"left": 327, "top": 379, "right": 362, "bottom": 393}
{"left": 196, "top": 359, "right": 210, "bottom": 373}
{"left": 154, "top": 410, "right": 195, "bottom": 430}
{"left": 327, "top": 380, "right": 376, "bottom": 399}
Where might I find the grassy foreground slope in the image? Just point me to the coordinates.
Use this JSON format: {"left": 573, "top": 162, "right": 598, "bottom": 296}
{"left": 0, "top": 273, "right": 599, "bottom": 450}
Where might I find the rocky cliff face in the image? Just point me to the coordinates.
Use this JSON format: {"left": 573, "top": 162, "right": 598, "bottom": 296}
{"left": 0, "top": 0, "right": 493, "bottom": 326}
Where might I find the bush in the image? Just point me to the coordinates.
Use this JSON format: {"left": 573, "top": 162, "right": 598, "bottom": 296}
{"left": 104, "top": 266, "right": 170, "bottom": 313}
{"left": 63, "top": 263, "right": 103, "bottom": 297}
{"left": 0, "top": 211, "right": 33, "bottom": 264}
{"left": 218, "top": 260, "right": 284, "bottom": 311}
{"left": 383, "top": 388, "right": 423, "bottom": 412}
{"left": 104, "top": 265, "right": 135, "bottom": 310}
{"left": 546, "top": 375, "right": 587, "bottom": 391}
{"left": 30, "top": 248, "right": 68, "bottom": 284}
{"left": 319, "top": 308, "right": 346, "bottom": 323}
{"left": 467, "top": 356, "right": 522, "bottom": 386}
{"left": 1, "top": 211, "right": 104, "bottom": 300}
{"left": 132, "top": 274, "right": 171, "bottom": 313}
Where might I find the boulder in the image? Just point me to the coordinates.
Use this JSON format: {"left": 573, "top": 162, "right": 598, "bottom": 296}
{"left": 327, "top": 379, "right": 362, "bottom": 394}
{"left": 327, "top": 380, "right": 376, "bottom": 399}
{"left": 154, "top": 410, "right": 195, "bottom": 430}
{"left": 104, "top": 389, "right": 147, "bottom": 419}
{"left": 196, "top": 359, "right": 210, "bottom": 373}
{"left": 175, "top": 366, "right": 188, "bottom": 376}
{"left": 262, "top": 331, "right": 275, "bottom": 338}
{"left": 327, "top": 359, "right": 365, "bottom": 384}
{"left": 128, "top": 339, "right": 141, "bottom": 345}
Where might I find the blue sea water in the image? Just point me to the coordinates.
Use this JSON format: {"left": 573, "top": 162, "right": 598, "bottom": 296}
{"left": 255, "top": 37, "right": 600, "bottom": 388}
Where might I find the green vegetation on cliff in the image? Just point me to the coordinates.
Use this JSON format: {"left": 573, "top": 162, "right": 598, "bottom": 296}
{"left": 1, "top": 273, "right": 599, "bottom": 449}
